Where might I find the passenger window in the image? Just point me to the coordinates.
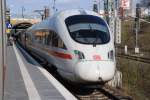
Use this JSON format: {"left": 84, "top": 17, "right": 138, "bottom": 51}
{"left": 34, "top": 31, "right": 42, "bottom": 44}
{"left": 44, "top": 31, "right": 49, "bottom": 45}
{"left": 33, "top": 30, "right": 47, "bottom": 45}
{"left": 46, "top": 31, "right": 53, "bottom": 45}
{"left": 52, "top": 31, "right": 58, "bottom": 47}
{"left": 42, "top": 31, "right": 48, "bottom": 44}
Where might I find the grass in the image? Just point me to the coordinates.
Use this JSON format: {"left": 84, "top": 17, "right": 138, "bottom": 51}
{"left": 120, "top": 20, "right": 150, "bottom": 50}
{"left": 117, "top": 19, "right": 150, "bottom": 100}
{"left": 117, "top": 58, "right": 150, "bottom": 100}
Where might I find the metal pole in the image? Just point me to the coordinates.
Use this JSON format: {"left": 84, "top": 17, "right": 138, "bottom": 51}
{"left": 0, "top": 0, "right": 6, "bottom": 99}
{"left": 104, "top": 0, "right": 109, "bottom": 24}
{"left": 0, "top": 2, "right": 3, "bottom": 100}
{"left": 135, "top": 22, "right": 138, "bottom": 48}
{"left": 44, "top": 6, "right": 50, "bottom": 19}
{"left": 114, "top": 0, "right": 117, "bottom": 40}
{"left": 99, "top": 0, "right": 101, "bottom": 13}
{"left": 41, "top": 14, "right": 44, "bottom": 20}
{"left": 135, "top": 18, "right": 139, "bottom": 53}
{"left": 22, "top": 6, "right": 25, "bottom": 18}
{"left": 53, "top": 0, "right": 56, "bottom": 12}
{"left": 135, "top": 3, "right": 140, "bottom": 53}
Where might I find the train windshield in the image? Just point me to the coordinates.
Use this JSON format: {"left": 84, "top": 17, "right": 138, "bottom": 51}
{"left": 65, "top": 15, "right": 110, "bottom": 45}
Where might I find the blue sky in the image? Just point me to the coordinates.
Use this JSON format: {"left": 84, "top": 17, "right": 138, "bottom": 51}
{"left": 6, "top": 0, "right": 140, "bottom": 18}
{"left": 6, "top": 0, "right": 94, "bottom": 17}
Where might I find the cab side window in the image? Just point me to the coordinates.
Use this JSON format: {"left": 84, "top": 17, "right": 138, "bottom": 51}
{"left": 58, "top": 37, "right": 67, "bottom": 49}
{"left": 47, "top": 30, "right": 67, "bottom": 50}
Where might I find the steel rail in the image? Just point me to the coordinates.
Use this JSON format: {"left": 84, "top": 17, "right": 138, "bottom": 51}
{"left": 117, "top": 54, "right": 150, "bottom": 64}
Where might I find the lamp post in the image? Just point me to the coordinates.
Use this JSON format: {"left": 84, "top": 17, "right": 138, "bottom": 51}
{"left": 21, "top": 6, "right": 25, "bottom": 19}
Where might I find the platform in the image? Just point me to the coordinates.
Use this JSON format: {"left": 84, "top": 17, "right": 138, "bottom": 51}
{"left": 4, "top": 44, "right": 77, "bottom": 100}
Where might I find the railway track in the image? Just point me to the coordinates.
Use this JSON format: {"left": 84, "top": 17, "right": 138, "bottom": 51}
{"left": 116, "top": 46, "right": 150, "bottom": 54}
{"left": 117, "top": 53, "right": 150, "bottom": 64}
{"left": 76, "top": 85, "right": 132, "bottom": 100}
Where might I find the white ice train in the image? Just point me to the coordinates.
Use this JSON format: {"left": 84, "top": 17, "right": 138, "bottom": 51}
{"left": 18, "top": 9, "right": 116, "bottom": 83}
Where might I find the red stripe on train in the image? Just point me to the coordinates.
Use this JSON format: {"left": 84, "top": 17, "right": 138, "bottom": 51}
{"left": 30, "top": 44, "right": 72, "bottom": 60}
{"left": 50, "top": 51, "right": 72, "bottom": 59}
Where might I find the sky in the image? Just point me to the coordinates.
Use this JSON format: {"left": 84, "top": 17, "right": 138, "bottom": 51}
{"left": 6, "top": 0, "right": 94, "bottom": 18}
{"left": 6, "top": 0, "right": 140, "bottom": 18}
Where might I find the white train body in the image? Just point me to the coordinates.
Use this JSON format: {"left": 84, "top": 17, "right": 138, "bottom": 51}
{"left": 18, "top": 9, "right": 116, "bottom": 83}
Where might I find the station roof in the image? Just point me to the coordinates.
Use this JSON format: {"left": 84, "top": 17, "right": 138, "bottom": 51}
{"left": 12, "top": 22, "right": 32, "bottom": 29}
{"left": 11, "top": 22, "right": 32, "bottom": 36}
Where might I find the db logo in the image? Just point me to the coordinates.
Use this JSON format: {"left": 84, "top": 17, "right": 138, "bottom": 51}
{"left": 93, "top": 55, "right": 101, "bottom": 61}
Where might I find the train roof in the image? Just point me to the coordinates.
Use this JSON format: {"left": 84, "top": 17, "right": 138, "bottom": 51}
{"left": 27, "top": 9, "right": 104, "bottom": 32}
{"left": 55, "top": 9, "right": 102, "bottom": 20}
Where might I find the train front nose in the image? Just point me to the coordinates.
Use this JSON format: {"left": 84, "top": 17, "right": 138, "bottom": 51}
{"left": 74, "top": 61, "right": 116, "bottom": 83}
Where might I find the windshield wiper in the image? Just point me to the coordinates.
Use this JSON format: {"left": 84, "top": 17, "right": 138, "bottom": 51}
{"left": 89, "top": 24, "right": 98, "bottom": 47}
{"left": 93, "top": 35, "right": 98, "bottom": 47}
{"left": 88, "top": 24, "right": 99, "bottom": 47}
{"left": 89, "top": 24, "right": 92, "bottom": 30}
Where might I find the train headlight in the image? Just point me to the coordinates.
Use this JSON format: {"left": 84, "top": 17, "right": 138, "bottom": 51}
{"left": 74, "top": 50, "right": 85, "bottom": 59}
{"left": 108, "top": 50, "right": 114, "bottom": 61}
